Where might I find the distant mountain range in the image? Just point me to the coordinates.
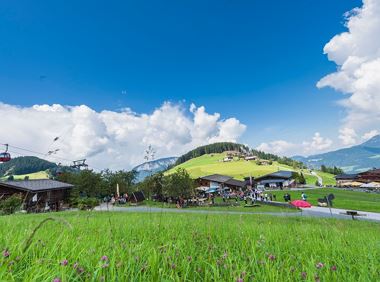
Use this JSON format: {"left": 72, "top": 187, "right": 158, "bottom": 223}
{"left": 133, "top": 157, "right": 178, "bottom": 182}
{"left": 293, "top": 135, "right": 380, "bottom": 173}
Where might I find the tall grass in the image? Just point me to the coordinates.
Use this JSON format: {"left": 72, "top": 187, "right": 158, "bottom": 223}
{"left": 0, "top": 212, "right": 379, "bottom": 281}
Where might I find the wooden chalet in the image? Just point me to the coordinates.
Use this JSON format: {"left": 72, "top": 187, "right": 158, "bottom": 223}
{"left": 254, "top": 170, "right": 296, "bottom": 189}
{"left": 356, "top": 169, "right": 380, "bottom": 183}
{"left": 197, "top": 174, "right": 245, "bottom": 191}
{"left": 0, "top": 179, "right": 73, "bottom": 212}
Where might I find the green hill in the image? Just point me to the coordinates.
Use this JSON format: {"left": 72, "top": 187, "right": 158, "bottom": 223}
{"left": 167, "top": 153, "right": 336, "bottom": 186}
{"left": 0, "top": 156, "right": 57, "bottom": 177}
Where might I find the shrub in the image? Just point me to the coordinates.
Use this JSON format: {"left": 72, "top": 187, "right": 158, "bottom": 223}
{"left": 76, "top": 197, "right": 99, "bottom": 210}
{"left": 0, "top": 194, "right": 23, "bottom": 215}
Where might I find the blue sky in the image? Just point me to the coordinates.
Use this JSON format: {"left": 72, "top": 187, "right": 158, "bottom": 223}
{"left": 2, "top": 0, "right": 375, "bottom": 167}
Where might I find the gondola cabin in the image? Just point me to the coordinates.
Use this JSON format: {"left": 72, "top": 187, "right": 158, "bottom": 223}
{"left": 0, "top": 152, "right": 11, "bottom": 162}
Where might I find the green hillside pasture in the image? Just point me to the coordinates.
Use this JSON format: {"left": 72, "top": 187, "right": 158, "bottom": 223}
{"left": 275, "top": 188, "right": 380, "bottom": 213}
{"left": 167, "top": 153, "right": 335, "bottom": 185}
{"left": 0, "top": 171, "right": 49, "bottom": 181}
{"left": 0, "top": 212, "right": 379, "bottom": 281}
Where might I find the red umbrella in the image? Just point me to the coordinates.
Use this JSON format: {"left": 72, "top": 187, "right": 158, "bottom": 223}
{"left": 290, "top": 200, "right": 312, "bottom": 208}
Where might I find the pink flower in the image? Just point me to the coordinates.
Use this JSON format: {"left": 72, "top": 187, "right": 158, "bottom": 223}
{"left": 73, "top": 262, "right": 79, "bottom": 269}
{"left": 236, "top": 278, "right": 243, "bottom": 282}
{"left": 53, "top": 278, "right": 61, "bottom": 282}
{"left": 316, "top": 262, "right": 324, "bottom": 269}
{"left": 301, "top": 272, "right": 307, "bottom": 279}
{"left": 101, "top": 256, "right": 109, "bottom": 261}
{"left": 61, "top": 259, "right": 68, "bottom": 266}
{"left": 3, "top": 250, "right": 10, "bottom": 258}
{"left": 331, "top": 265, "right": 337, "bottom": 271}
{"left": 268, "top": 254, "right": 276, "bottom": 261}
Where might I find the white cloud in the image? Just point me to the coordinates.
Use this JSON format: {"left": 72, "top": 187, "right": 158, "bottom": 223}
{"left": 338, "top": 127, "right": 357, "bottom": 146}
{"left": 256, "top": 140, "right": 298, "bottom": 156}
{"left": 257, "top": 132, "right": 333, "bottom": 156}
{"left": 362, "top": 129, "right": 379, "bottom": 141}
{"left": 302, "top": 132, "right": 333, "bottom": 153}
{"left": 317, "top": 0, "right": 380, "bottom": 140}
{"left": 0, "top": 102, "right": 246, "bottom": 170}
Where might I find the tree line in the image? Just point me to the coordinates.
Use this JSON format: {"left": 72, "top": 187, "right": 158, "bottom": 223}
{"left": 320, "top": 165, "right": 344, "bottom": 175}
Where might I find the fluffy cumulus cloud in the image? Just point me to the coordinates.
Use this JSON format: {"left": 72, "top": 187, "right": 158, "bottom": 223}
{"left": 338, "top": 127, "right": 358, "bottom": 146}
{"left": 0, "top": 102, "right": 246, "bottom": 170}
{"left": 317, "top": 0, "right": 380, "bottom": 143}
{"left": 302, "top": 132, "right": 333, "bottom": 153}
{"left": 256, "top": 140, "right": 298, "bottom": 156}
{"left": 257, "top": 132, "right": 333, "bottom": 156}
{"left": 362, "top": 129, "right": 379, "bottom": 141}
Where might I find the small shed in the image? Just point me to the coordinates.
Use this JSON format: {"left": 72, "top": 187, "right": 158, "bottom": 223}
{"left": 0, "top": 179, "right": 73, "bottom": 212}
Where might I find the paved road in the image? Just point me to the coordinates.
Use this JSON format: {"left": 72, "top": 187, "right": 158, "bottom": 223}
{"left": 94, "top": 203, "right": 380, "bottom": 222}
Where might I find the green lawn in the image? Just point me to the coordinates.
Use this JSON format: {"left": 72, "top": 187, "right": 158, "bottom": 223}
{"left": 127, "top": 199, "right": 298, "bottom": 213}
{"left": 274, "top": 188, "right": 380, "bottom": 212}
{"left": 166, "top": 153, "right": 335, "bottom": 185}
{"left": 0, "top": 212, "right": 379, "bottom": 281}
{"left": 0, "top": 171, "right": 49, "bottom": 181}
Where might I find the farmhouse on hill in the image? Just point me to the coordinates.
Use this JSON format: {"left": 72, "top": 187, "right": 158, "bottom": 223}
{"left": 0, "top": 179, "right": 73, "bottom": 212}
{"left": 253, "top": 170, "right": 296, "bottom": 189}
{"left": 197, "top": 174, "right": 245, "bottom": 191}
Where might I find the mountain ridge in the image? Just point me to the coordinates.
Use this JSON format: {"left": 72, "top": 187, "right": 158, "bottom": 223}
{"left": 293, "top": 135, "right": 380, "bottom": 173}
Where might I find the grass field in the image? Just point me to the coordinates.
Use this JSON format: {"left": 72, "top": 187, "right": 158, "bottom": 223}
{"left": 131, "top": 199, "right": 298, "bottom": 213}
{"left": 0, "top": 212, "right": 379, "bottom": 281}
{"left": 166, "top": 153, "right": 335, "bottom": 185}
{"left": 274, "top": 188, "right": 380, "bottom": 213}
{"left": 0, "top": 171, "right": 49, "bottom": 181}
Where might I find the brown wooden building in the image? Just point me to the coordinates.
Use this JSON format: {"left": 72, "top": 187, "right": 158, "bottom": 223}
{"left": 356, "top": 169, "right": 380, "bottom": 183}
{"left": 0, "top": 179, "right": 73, "bottom": 212}
{"left": 197, "top": 174, "right": 245, "bottom": 191}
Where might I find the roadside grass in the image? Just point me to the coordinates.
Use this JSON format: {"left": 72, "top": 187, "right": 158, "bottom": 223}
{"left": 274, "top": 188, "right": 380, "bottom": 213}
{"left": 166, "top": 153, "right": 335, "bottom": 186}
{"left": 127, "top": 199, "right": 298, "bottom": 213}
{"left": 0, "top": 212, "right": 379, "bottom": 281}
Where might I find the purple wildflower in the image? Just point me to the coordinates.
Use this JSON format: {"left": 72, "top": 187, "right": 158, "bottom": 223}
{"left": 101, "top": 256, "right": 109, "bottom": 262}
{"left": 236, "top": 278, "right": 243, "bottom": 282}
{"left": 3, "top": 250, "right": 10, "bottom": 258}
{"left": 77, "top": 267, "right": 85, "bottom": 274}
{"left": 301, "top": 272, "right": 307, "bottom": 279}
{"left": 73, "top": 262, "right": 79, "bottom": 269}
{"left": 268, "top": 254, "right": 276, "bottom": 261}
{"left": 170, "top": 263, "right": 176, "bottom": 269}
{"left": 331, "top": 265, "right": 337, "bottom": 271}
{"left": 53, "top": 278, "right": 61, "bottom": 282}
{"left": 316, "top": 262, "right": 324, "bottom": 269}
{"left": 61, "top": 259, "right": 68, "bottom": 266}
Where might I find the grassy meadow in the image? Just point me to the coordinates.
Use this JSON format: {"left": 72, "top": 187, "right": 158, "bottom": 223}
{"left": 0, "top": 171, "right": 49, "bottom": 181}
{"left": 166, "top": 153, "right": 335, "bottom": 186}
{"left": 0, "top": 212, "right": 379, "bottom": 281}
{"left": 274, "top": 188, "right": 380, "bottom": 213}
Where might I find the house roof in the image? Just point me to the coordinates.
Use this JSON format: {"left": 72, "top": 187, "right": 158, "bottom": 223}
{"left": 335, "top": 174, "right": 358, "bottom": 180}
{"left": 199, "top": 174, "right": 232, "bottom": 183}
{"left": 358, "top": 168, "right": 380, "bottom": 176}
{"left": 259, "top": 179, "right": 285, "bottom": 184}
{"left": 224, "top": 178, "right": 245, "bottom": 187}
{"left": 255, "top": 170, "right": 294, "bottom": 181}
{"left": 0, "top": 179, "right": 74, "bottom": 192}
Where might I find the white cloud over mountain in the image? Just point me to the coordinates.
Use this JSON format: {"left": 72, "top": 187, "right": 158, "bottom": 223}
{"left": 256, "top": 132, "right": 333, "bottom": 157}
{"left": 317, "top": 0, "right": 380, "bottom": 145}
{"left": 0, "top": 102, "right": 246, "bottom": 170}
